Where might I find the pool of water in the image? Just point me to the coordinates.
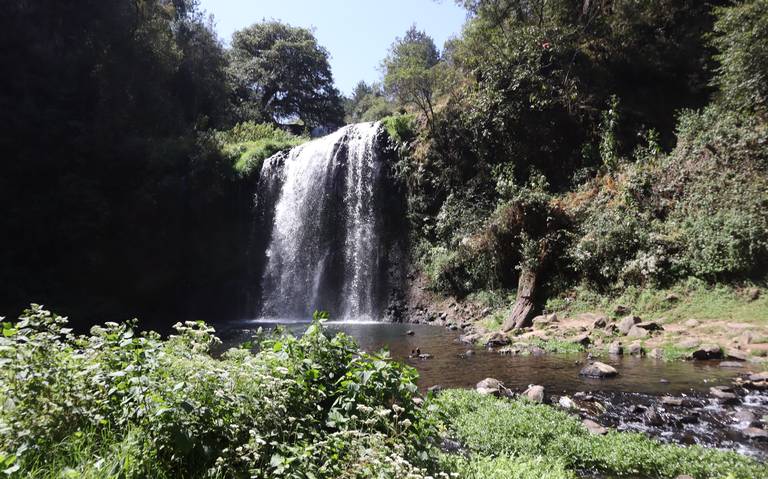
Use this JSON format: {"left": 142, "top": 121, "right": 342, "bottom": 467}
{"left": 217, "top": 320, "right": 736, "bottom": 395}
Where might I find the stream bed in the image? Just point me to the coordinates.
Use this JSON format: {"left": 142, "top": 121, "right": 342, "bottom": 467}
{"left": 217, "top": 320, "right": 768, "bottom": 460}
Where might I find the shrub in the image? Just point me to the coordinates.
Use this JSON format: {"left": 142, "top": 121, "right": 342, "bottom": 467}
{"left": 0, "top": 305, "right": 440, "bottom": 478}
{"left": 213, "top": 121, "right": 307, "bottom": 177}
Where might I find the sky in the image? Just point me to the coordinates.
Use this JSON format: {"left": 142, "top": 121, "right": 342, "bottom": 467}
{"left": 197, "top": 0, "right": 468, "bottom": 96}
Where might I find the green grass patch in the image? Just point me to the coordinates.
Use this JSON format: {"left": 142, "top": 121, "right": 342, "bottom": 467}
{"left": 525, "top": 338, "right": 585, "bottom": 354}
{"left": 547, "top": 278, "right": 768, "bottom": 324}
{"left": 433, "top": 390, "right": 768, "bottom": 479}
{"left": 214, "top": 121, "right": 308, "bottom": 177}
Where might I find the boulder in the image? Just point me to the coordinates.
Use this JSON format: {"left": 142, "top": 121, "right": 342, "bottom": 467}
{"left": 582, "top": 419, "right": 608, "bottom": 435}
{"left": 570, "top": 332, "right": 591, "bottom": 347}
{"left": 458, "top": 333, "right": 481, "bottom": 345}
{"left": 523, "top": 385, "right": 545, "bottom": 403}
{"left": 725, "top": 348, "right": 749, "bottom": 361}
{"left": 626, "top": 325, "right": 650, "bottom": 339}
{"left": 608, "top": 341, "right": 623, "bottom": 355}
{"left": 618, "top": 315, "right": 641, "bottom": 335}
{"left": 476, "top": 378, "right": 506, "bottom": 396}
{"left": 628, "top": 342, "right": 643, "bottom": 356}
{"left": 710, "top": 386, "right": 738, "bottom": 402}
{"left": 742, "top": 427, "right": 768, "bottom": 441}
{"left": 644, "top": 408, "right": 664, "bottom": 427}
{"left": 691, "top": 344, "right": 723, "bottom": 360}
{"left": 579, "top": 361, "right": 618, "bottom": 378}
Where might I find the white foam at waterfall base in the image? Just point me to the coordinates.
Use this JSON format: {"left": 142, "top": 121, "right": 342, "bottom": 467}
{"left": 258, "top": 122, "right": 384, "bottom": 321}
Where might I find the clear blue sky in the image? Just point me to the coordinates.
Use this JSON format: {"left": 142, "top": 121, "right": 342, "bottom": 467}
{"left": 197, "top": 0, "right": 468, "bottom": 96}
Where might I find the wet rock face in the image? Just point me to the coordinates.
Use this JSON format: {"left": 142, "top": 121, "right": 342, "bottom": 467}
{"left": 579, "top": 361, "right": 618, "bottom": 378}
{"left": 476, "top": 378, "right": 507, "bottom": 396}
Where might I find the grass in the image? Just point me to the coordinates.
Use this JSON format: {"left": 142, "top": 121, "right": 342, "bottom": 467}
{"left": 525, "top": 338, "right": 585, "bottom": 354}
{"left": 433, "top": 390, "right": 768, "bottom": 479}
{"left": 546, "top": 277, "right": 768, "bottom": 324}
{"left": 214, "top": 121, "right": 308, "bottom": 177}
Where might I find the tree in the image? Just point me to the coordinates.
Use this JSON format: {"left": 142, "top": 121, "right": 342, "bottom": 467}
{"left": 344, "top": 81, "right": 395, "bottom": 123}
{"left": 228, "top": 21, "right": 345, "bottom": 129}
{"left": 382, "top": 26, "right": 441, "bottom": 126}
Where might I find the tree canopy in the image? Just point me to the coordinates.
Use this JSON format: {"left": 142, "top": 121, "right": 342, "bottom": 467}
{"left": 228, "top": 21, "right": 345, "bottom": 129}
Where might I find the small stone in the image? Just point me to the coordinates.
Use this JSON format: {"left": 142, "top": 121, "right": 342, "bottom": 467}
{"left": 628, "top": 342, "right": 643, "bottom": 356}
{"left": 558, "top": 396, "right": 577, "bottom": 409}
{"left": 582, "top": 419, "right": 608, "bottom": 435}
{"left": 684, "top": 319, "right": 700, "bottom": 328}
{"left": 719, "top": 361, "right": 744, "bottom": 368}
{"left": 459, "top": 333, "right": 481, "bottom": 345}
{"left": 614, "top": 305, "right": 631, "bottom": 315}
{"left": 746, "top": 287, "right": 761, "bottom": 301}
{"left": 742, "top": 427, "right": 768, "bottom": 441}
{"left": 618, "top": 315, "right": 641, "bottom": 335}
{"left": 608, "top": 341, "right": 623, "bottom": 355}
{"left": 405, "top": 330, "right": 415, "bottom": 336}
{"left": 464, "top": 349, "right": 475, "bottom": 357}
{"left": 649, "top": 348, "right": 664, "bottom": 359}
{"left": 427, "top": 385, "right": 443, "bottom": 394}
{"left": 418, "top": 353, "right": 433, "bottom": 360}
{"left": 579, "top": 361, "right": 618, "bottom": 378}
{"left": 485, "top": 332, "right": 510, "bottom": 348}
{"left": 665, "top": 293, "right": 680, "bottom": 303}
{"left": 523, "top": 385, "right": 545, "bottom": 403}
{"left": 748, "top": 372, "right": 768, "bottom": 382}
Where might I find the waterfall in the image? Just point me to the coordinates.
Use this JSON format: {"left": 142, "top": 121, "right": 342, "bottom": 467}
{"left": 254, "top": 122, "right": 397, "bottom": 321}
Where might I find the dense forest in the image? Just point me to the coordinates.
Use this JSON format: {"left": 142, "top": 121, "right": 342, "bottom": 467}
{"left": 2, "top": 1, "right": 768, "bottom": 477}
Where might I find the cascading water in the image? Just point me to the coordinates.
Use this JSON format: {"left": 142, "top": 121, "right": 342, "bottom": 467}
{"left": 253, "top": 122, "right": 401, "bottom": 321}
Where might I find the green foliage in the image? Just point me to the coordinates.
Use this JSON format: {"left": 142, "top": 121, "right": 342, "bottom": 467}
{"left": 711, "top": 0, "right": 768, "bottom": 115}
{"left": 228, "top": 21, "right": 345, "bottom": 128}
{"left": 434, "top": 390, "right": 768, "bottom": 479}
{"left": 381, "top": 113, "right": 418, "bottom": 144}
{"left": 215, "top": 121, "right": 307, "bottom": 176}
{"left": 383, "top": 26, "right": 442, "bottom": 123}
{"left": 0, "top": 306, "right": 441, "bottom": 478}
{"left": 345, "top": 81, "right": 396, "bottom": 123}
{"left": 599, "top": 95, "right": 622, "bottom": 172}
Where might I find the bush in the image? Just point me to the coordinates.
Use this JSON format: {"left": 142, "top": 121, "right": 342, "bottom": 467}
{"left": 381, "top": 113, "right": 418, "bottom": 144}
{"left": 0, "top": 305, "right": 440, "bottom": 478}
{"left": 214, "top": 121, "right": 307, "bottom": 177}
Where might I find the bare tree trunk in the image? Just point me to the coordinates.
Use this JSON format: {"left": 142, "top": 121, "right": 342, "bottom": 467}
{"left": 501, "top": 267, "right": 538, "bottom": 332}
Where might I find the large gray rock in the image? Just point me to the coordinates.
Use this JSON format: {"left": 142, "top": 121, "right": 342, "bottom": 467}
{"left": 484, "top": 332, "right": 510, "bottom": 348}
{"left": 626, "top": 325, "right": 650, "bottom": 339}
{"left": 570, "top": 332, "right": 591, "bottom": 346}
{"left": 618, "top": 315, "right": 641, "bottom": 335}
{"left": 523, "top": 385, "right": 545, "bottom": 403}
{"left": 607, "top": 341, "right": 623, "bottom": 355}
{"left": 628, "top": 342, "right": 644, "bottom": 356}
{"left": 725, "top": 348, "right": 749, "bottom": 361}
{"left": 579, "top": 361, "right": 618, "bottom": 378}
{"left": 558, "top": 396, "right": 576, "bottom": 409}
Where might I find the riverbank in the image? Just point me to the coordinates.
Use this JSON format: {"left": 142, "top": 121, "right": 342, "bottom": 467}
{"left": 400, "top": 275, "right": 768, "bottom": 364}
{"left": 3, "top": 306, "right": 767, "bottom": 478}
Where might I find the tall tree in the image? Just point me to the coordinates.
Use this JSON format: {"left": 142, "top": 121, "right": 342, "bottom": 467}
{"left": 382, "top": 26, "right": 441, "bottom": 126}
{"left": 228, "top": 21, "right": 345, "bottom": 129}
